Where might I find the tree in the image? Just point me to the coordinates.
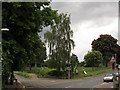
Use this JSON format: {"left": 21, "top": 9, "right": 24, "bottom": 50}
{"left": 28, "top": 35, "right": 47, "bottom": 68}
{"left": 2, "top": 2, "right": 59, "bottom": 86}
{"left": 79, "top": 61, "right": 85, "bottom": 67}
{"left": 84, "top": 51, "right": 103, "bottom": 67}
{"left": 91, "top": 34, "right": 119, "bottom": 67}
{"left": 70, "top": 53, "right": 79, "bottom": 72}
{"left": 44, "top": 13, "right": 75, "bottom": 72}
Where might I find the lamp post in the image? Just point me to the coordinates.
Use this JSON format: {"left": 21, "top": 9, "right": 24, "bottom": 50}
{"left": 1, "top": 28, "right": 9, "bottom": 86}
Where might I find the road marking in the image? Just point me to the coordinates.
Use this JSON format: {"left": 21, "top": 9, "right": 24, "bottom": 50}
{"left": 100, "top": 82, "right": 107, "bottom": 86}
{"left": 93, "top": 82, "right": 108, "bottom": 88}
{"left": 23, "top": 85, "right": 25, "bottom": 88}
{"left": 90, "top": 88, "right": 93, "bottom": 90}
{"left": 51, "top": 80, "right": 56, "bottom": 82}
{"left": 65, "top": 86, "right": 72, "bottom": 88}
{"left": 18, "top": 80, "right": 26, "bottom": 88}
{"left": 18, "top": 80, "right": 22, "bottom": 84}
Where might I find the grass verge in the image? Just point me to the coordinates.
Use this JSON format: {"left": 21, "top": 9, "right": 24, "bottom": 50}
{"left": 72, "top": 68, "right": 112, "bottom": 79}
{"left": 14, "top": 71, "right": 31, "bottom": 78}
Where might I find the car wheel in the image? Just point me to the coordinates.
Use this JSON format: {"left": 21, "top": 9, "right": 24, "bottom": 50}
{"left": 112, "top": 79, "right": 113, "bottom": 82}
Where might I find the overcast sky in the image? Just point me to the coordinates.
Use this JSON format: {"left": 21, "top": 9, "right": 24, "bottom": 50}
{"left": 40, "top": 2, "right": 118, "bottom": 62}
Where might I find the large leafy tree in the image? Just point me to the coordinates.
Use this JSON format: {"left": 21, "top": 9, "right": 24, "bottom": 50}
{"left": 91, "top": 34, "right": 120, "bottom": 67}
{"left": 2, "top": 2, "right": 59, "bottom": 85}
{"left": 44, "top": 13, "right": 75, "bottom": 72}
{"left": 84, "top": 51, "right": 103, "bottom": 67}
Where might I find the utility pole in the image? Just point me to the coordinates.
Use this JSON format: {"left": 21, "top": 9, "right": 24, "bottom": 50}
{"left": 118, "top": 1, "right": 120, "bottom": 89}
{"left": 119, "top": 0, "right": 120, "bottom": 45}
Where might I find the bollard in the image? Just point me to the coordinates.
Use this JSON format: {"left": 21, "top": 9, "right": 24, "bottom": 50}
{"left": 113, "top": 73, "right": 116, "bottom": 88}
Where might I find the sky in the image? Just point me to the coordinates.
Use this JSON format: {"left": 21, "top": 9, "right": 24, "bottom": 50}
{"left": 40, "top": 2, "right": 118, "bottom": 62}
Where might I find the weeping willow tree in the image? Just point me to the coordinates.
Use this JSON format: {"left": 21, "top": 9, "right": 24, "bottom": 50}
{"left": 44, "top": 13, "right": 75, "bottom": 72}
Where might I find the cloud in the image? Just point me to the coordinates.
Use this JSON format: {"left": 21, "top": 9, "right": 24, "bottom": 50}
{"left": 51, "top": 2, "right": 118, "bottom": 25}
{"left": 38, "top": 2, "right": 118, "bottom": 62}
{"left": 73, "top": 18, "right": 118, "bottom": 62}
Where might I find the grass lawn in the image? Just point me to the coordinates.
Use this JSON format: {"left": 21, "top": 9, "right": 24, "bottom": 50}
{"left": 72, "top": 67, "right": 112, "bottom": 79}
{"left": 78, "top": 67, "right": 98, "bottom": 71}
{"left": 14, "top": 71, "right": 31, "bottom": 78}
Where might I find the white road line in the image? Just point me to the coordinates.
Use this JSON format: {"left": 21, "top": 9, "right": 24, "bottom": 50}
{"left": 93, "top": 82, "right": 108, "bottom": 88}
{"left": 18, "top": 80, "right": 26, "bottom": 88}
{"left": 51, "top": 80, "right": 56, "bottom": 82}
{"left": 65, "top": 85, "right": 72, "bottom": 88}
{"left": 18, "top": 80, "right": 22, "bottom": 84}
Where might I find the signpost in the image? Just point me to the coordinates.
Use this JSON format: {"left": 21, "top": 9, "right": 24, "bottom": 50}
{"left": 110, "top": 56, "right": 116, "bottom": 63}
{"left": 110, "top": 56, "right": 116, "bottom": 70}
{"left": 110, "top": 55, "right": 117, "bottom": 88}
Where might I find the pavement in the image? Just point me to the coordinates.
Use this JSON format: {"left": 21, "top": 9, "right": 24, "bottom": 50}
{"left": 5, "top": 78, "right": 25, "bottom": 90}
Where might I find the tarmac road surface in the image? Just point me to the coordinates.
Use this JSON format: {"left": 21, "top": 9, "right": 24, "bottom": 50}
{"left": 15, "top": 70, "right": 116, "bottom": 89}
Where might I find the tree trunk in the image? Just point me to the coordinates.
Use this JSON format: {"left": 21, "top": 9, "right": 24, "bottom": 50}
{"left": 105, "top": 60, "right": 108, "bottom": 67}
{"left": 57, "top": 60, "right": 61, "bottom": 73}
{"left": 30, "top": 64, "right": 32, "bottom": 71}
{"left": 35, "top": 61, "right": 37, "bottom": 68}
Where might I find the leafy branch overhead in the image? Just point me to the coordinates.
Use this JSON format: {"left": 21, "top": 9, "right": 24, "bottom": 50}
{"left": 2, "top": 2, "right": 59, "bottom": 86}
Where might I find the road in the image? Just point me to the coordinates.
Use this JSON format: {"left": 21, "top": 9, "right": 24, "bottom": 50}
{"left": 15, "top": 70, "right": 116, "bottom": 89}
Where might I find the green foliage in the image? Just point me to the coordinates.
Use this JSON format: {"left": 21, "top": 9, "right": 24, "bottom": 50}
{"left": 77, "top": 67, "right": 97, "bottom": 71}
{"left": 84, "top": 51, "right": 103, "bottom": 67}
{"left": 47, "top": 70, "right": 65, "bottom": 77}
{"left": 14, "top": 72, "right": 31, "bottom": 78}
{"left": 72, "top": 68, "right": 112, "bottom": 79}
{"left": 24, "top": 67, "right": 56, "bottom": 77}
{"left": 70, "top": 53, "right": 79, "bottom": 72}
{"left": 91, "top": 34, "right": 120, "bottom": 67}
{"left": 99, "top": 63, "right": 104, "bottom": 68}
{"left": 2, "top": 2, "right": 59, "bottom": 87}
{"left": 44, "top": 13, "right": 75, "bottom": 72}
{"left": 45, "top": 59, "right": 56, "bottom": 68}
{"left": 78, "top": 61, "right": 85, "bottom": 67}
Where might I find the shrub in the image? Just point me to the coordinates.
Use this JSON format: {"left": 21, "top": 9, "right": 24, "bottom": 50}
{"left": 48, "top": 70, "right": 65, "bottom": 77}
{"left": 14, "top": 72, "right": 31, "bottom": 78}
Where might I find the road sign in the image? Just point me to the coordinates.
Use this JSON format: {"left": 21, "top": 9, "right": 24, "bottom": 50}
{"left": 110, "top": 56, "right": 116, "bottom": 63}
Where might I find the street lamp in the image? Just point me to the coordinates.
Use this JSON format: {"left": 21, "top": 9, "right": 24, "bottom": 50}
{"left": 1, "top": 28, "right": 9, "bottom": 31}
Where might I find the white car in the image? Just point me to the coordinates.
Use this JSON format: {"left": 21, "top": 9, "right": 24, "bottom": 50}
{"left": 103, "top": 74, "right": 114, "bottom": 82}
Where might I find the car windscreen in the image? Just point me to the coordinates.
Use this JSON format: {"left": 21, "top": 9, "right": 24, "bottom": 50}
{"left": 105, "top": 74, "right": 113, "bottom": 77}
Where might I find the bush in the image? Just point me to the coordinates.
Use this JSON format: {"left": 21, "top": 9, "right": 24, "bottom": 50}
{"left": 14, "top": 72, "right": 31, "bottom": 78}
{"left": 48, "top": 70, "right": 65, "bottom": 77}
{"left": 99, "top": 63, "right": 104, "bottom": 68}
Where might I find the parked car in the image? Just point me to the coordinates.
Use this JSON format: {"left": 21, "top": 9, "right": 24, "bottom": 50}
{"left": 103, "top": 74, "right": 114, "bottom": 82}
